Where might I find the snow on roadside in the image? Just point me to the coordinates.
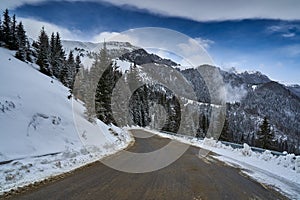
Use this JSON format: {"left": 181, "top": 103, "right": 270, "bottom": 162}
{"left": 141, "top": 128, "right": 300, "bottom": 199}
{"left": 0, "top": 124, "right": 132, "bottom": 194}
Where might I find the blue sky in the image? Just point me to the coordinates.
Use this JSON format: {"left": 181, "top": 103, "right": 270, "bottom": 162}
{"left": 2, "top": 0, "right": 300, "bottom": 84}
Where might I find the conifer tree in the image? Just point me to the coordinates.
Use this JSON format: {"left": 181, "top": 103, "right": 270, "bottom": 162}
{"left": 257, "top": 117, "right": 274, "bottom": 149}
{"left": 2, "top": 9, "right": 11, "bottom": 47}
{"left": 75, "top": 54, "right": 81, "bottom": 73}
{"left": 36, "top": 27, "right": 51, "bottom": 76}
{"left": 0, "top": 16, "right": 3, "bottom": 43}
{"left": 52, "top": 32, "right": 65, "bottom": 78}
{"left": 95, "top": 62, "right": 121, "bottom": 124}
{"left": 220, "top": 118, "right": 230, "bottom": 141}
{"left": 67, "top": 50, "right": 76, "bottom": 88}
{"left": 201, "top": 114, "right": 209, "bottom": 137}
{"left": 25, "top": 40, "right": 32, "bottom": 62}
{"left": 127, "top": 62, "right": 141, "bottom": 92}
{"left": 60, "top": 50, "right": 77, "bottom": 89}
{"left": 15, "top": 22, "right": 27, "bottom": 61}
{"left": 50, "top": 32, "right": 55, "bottom": 62}
{"left": 10, "top": 14, "right": 18, "bottom": 50}
{"left": 94, "top": 43, "right": 121, "bottom": 124}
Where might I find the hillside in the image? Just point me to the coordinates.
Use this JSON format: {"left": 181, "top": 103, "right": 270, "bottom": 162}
{"left": 0, "top": 47, "right": 132, "bottom": 193}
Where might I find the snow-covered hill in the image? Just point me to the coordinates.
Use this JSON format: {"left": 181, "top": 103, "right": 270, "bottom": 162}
{"left": 0, "top": 47, "right": 132, "bottom": 193}
{"left": 61, "top": 40, "right": 139, "bottom": 69}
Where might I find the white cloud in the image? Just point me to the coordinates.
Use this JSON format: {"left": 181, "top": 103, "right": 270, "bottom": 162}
{"left": 267, "top": 24, "right": 299, "bottom": 38}
{"left": 267, "top": 24, "right": 300, "bottom": 33}
{"left": 177, "top": 38, "right": 214, "bottom": 66}
{"left": 194, "top": 37, "right": 214, "bottom": 49}
{"left": 282, "top": 33, "right": 296, "bottom": 38}
{"left": 225, "top": 84, "right": 247, "bottom": 103}
{"left": 19, "top": 17, "right": 82, "bottom": 41}
{"left": 100, "top": 0, "right": 300, "bottom": 21}
{"left": 92, "top": 31, "right": 138, "bottom": 44}
{"left": 0, "top": 0, "right": 45, "bottom": 11}
{"left": 2, "top": 0, "right": 300, "bottom": 21}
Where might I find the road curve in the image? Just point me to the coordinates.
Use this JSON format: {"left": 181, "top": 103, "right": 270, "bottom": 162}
{"left": 6, "top": 129, "right": 287, "bottom": 200}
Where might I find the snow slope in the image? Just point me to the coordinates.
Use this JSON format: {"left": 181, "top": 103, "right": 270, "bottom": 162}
{"left": 0, "top": 47, "right": 132, "bottom": 194}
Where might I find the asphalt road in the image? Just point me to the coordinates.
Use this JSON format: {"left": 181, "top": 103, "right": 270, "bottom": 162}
{"left": 6, "top": 129, "right": 287, "bottom": 200}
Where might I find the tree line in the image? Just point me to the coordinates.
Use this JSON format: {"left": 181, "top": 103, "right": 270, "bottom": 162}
{"left": 0, "top": 9, "right": 32, "bottom": 62}
{"left": 0, "top": 9, "right": 81, "bottom": 92}
{"left": 197, "top": 113, "right": 298, "bottom": 154}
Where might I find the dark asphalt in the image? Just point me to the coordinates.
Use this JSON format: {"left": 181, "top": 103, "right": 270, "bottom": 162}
{"left": 5, "top": 129, "right": 287, "bottom": 200}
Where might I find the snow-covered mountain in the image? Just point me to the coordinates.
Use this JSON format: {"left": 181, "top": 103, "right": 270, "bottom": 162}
{"left": 98, "top": 44, "right": 299, "bottom": 153}
{"left": 60, "top": 39, "right": 299, "bottom": 153}
{"left": 287, "top": 84, "right": 300, "bottom": 98}
{"left": 62, "top": 40, "right": 139, "bottom": 69}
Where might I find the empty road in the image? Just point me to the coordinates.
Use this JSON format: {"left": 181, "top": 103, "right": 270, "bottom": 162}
{"left": 5, "top": 129, "right": 287, "bottom": 200}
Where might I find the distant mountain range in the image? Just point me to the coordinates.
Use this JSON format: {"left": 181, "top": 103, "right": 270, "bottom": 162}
{"left": 63, "top": 40, "right": 300, "bottom": 154}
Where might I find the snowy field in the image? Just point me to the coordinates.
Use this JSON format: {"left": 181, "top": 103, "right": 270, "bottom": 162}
{"left": 143, "top": 128, "right": 300, "bottom": 199}
{"left": 0, "top": 47, "right": 133, "bottom": 194}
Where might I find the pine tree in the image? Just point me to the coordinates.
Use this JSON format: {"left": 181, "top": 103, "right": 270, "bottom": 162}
{"left": 0, "top": 16, "right": 3, "bottom": 43}
{"left": 15, "top": 22, "right": 27, "bottom": 61}
{"left": 220, "top": 117, "right": 230, "bottom": 141}
{"left": 10, "top": 14, "right": 18, "bottom": 50}
{"left": 95, "top": 62, "right": 122, "bottom": 124}
{"left": 52, "top": 32, "right": 65, "bottom": 78}
{"left": 67, "top": 50, "right": 76, "bottom": 89}
{"left": 60, "top": 50, "right": 77, "bottom": 89}
{"left": 2, "top": 9, "right": 11, "bottom": 47}
{"left": 257, "top": 117, "right": 274, "bottom": 149}
{"left": 94, "top": 43, "right": 121, "bottom": 124}
{"left": 60, "top": 61, "right": 69, "bottom": 87}
{"left": 50, "top": 32, "right": 55, "bottom": 64}
{"left": 73, "top": 65, "right": 84, "bottom": 100}
{"left": 36, "top": 27, "right": 51, "bottom": 76}
{"left": 25, "top": 40, "right": 32, "bottom": 62}
{"left": 84, "top": 77, "right": 96, "bottom": 123}
{"left": 127, "top": 62, "right": 141, "bottom": 93}
{"left": 75, "top": 54, "right": 81, "bottom": 73}
{"left": 200, "top": 114, "right": 209, "bottom": 137}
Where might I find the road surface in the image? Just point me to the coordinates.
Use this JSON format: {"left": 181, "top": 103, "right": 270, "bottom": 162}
{"left": 5, "top": 129, "right": 287, "bottom": 200}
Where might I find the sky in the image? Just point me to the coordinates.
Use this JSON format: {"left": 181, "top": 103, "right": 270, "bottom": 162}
{"left": 1, "top": 0, "right": 300, "bottom": 84}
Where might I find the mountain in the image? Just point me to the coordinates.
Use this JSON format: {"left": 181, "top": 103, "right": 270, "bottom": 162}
{"left": 119, "top": 48, "right": 178, "bottom": 67}
{"left": 239, "top": 71, "right": 271, "bottom": 85}
{"left": 61, "top": 40, "right": 299, "bottom": 154}
{"left": 287, "top": 84, "right": 300, "bottom": 98}
{"left": 109, "top": 47, "right": 299, "bottom": 153}
{"left": 61, "top": 40, "right": 139, "bottom": 69}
